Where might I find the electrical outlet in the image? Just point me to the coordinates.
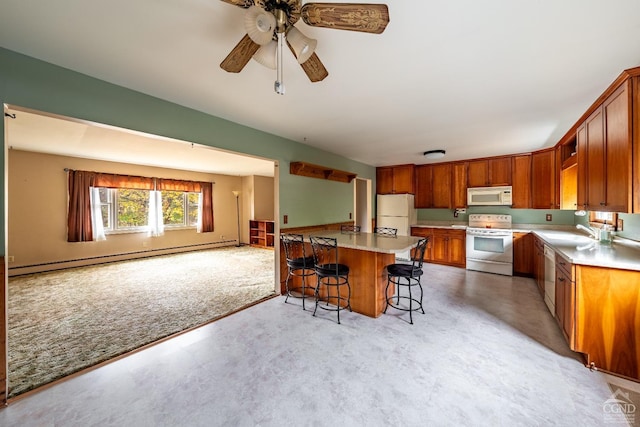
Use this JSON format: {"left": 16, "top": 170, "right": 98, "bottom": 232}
{"left": 283, "top": 214, "right": 288, "bottom": 224}
{"left": 546, "top": 214, "right": 552, "bottom": 221}
{"left": 220, "top": 235, "right": 224, "bottom": 239}
{"left": 8, "top": 256, "right": 14, "bottom": 262}
{"left": 617, "top": 218, "right": 624, "bottom": 231}
{"left": 349, "top": 212, "right": 352, "bottom": 219}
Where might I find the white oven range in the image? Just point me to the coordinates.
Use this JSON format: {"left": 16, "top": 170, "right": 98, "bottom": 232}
{"left": 465, "top": 214, "right": 513, "bottom": 276}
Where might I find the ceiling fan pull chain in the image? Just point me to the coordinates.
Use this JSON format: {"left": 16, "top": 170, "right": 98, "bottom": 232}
{"left": 275, "top": 32, "right": 285, "bottom": 95}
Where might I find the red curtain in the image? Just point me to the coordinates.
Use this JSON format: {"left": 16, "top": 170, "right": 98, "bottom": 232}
{"left": 67, "top": 170, "right": 96, "bottom": 242}
{"left": 157, "top": 178, "right": 202, "bottom": 192}
{"left": 200, "top": 182, "right": 214, "bottom": 233}
{"left": 94, "top": 173, "right": 154, "bottom": 190}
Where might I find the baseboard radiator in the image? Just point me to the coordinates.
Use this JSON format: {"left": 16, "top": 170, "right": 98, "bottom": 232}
{"left": 8, "top": 240, "right": 239, "bottom": 277}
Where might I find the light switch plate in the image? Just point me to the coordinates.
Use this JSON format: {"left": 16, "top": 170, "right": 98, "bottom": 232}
{"left": 617, "top": 218, "right": 623, "bottom": 231}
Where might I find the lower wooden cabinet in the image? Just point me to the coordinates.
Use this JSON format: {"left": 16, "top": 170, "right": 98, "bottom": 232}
{"left": 512, "top": 232, "right": 533, "bottom": 276}
{"left": 574, "top": 265, "right": 640, "bottom": 380}
{"left": 411, "top": 227, "right": 465, "bottom": 268}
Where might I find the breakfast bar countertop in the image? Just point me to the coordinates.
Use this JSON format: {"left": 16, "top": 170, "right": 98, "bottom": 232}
{"left": 307, "top": 231, "right": 421, "bottom": 254}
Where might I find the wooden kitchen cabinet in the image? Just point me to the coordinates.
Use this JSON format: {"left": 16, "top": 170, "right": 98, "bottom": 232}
{"left": 574, "top": 265, "right": 640, "bottom": 380}
{"left": 512, "top": 232, "right": 533, "bottom": 276}
{"left": 431, "top": 228, "right": 466, "bottom": 268}
{"left": 531, "top": 149, "right": 556, "bottom": 209}
{"left": 414, "top": 165, "right": 433, "bottom": 208}
{"left": 376, "top": 164, "right": 415, "bottom": 194}
{"left": 410, "top": 227, "right": 433, "bottom": 261}
{"left": 511, "top": 154, "right": 531, "bottom": 208}
{"left": 555, "top": 254, "right": 575, "bottom": 348}
{"left": 452, "top": 162, "right": 468, "bottom": 208}
{"left": 432, "top": 163, "right": 453, "bottom": 208}
{"left": 576, "top": 82, "right": 632, "bottom": 212}
{"left": 467, "top": 157, "right": 512, "bottom": 187}
{"left": 532, "top": 236, "right": 545, "bottom": 297}
{"left": 415, "top": 163, "right": 454, "bottom": 208}
{"left": 410, "top": 227, "right": 464, "bottom": 267}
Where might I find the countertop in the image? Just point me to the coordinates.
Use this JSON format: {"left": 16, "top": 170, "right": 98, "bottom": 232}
{"left": 531, "top": 229, "right": 640, "bottom": 272}
{"left": 307, "top": 231, "right": 421, "bottom": 254}
{"left": 412, "top": 221, "right": 640, "bottom": 271}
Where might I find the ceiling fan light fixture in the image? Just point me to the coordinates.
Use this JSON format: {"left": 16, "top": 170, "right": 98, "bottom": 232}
{"left": 244, "top": 6, "right": 277, "bottom": 45}
{"left": 423, "top": 149, "right": 446, "bottom": 159}
{"left": 253, "top": 40, "right": 277, "bottom": 69}
{"left": 287, "top": 27, "right": 317, "bottom": 64}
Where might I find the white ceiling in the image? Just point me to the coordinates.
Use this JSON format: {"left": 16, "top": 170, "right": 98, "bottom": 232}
{"left": 2, "top": 0, "right": 640, "bottom": 169}
{"left": 5, "top": 107, "right": 276, "bottom": 177}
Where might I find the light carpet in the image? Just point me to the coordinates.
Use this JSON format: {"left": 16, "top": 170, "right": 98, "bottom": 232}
{"left": 8, "top": 246, "right": 275, "bottom": 398}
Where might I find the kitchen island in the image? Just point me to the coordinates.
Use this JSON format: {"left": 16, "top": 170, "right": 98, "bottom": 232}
{"left": 280, "top": 231, "right": 421, "bottom": 318}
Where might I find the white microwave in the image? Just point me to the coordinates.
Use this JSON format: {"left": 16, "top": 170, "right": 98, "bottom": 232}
{"left": 467, "top": 186, "right": 512, "bottom": 206}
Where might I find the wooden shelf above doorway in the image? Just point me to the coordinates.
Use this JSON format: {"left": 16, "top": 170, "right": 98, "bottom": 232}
{"left": 290, "top": 161, "right": 357, "bottom": 183}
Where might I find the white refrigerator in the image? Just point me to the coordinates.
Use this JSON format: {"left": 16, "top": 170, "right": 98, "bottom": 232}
{"left": 376, "top": 194, "right": 417, "bottom": 260}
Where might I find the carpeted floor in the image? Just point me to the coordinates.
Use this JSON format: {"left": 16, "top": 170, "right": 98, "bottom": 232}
{"left": 7, "top": 245, "right": 276, "bottom": 398}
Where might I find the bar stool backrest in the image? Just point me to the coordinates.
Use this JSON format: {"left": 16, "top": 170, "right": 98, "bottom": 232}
{"left": 374, "top": 227, "right": 398, "bottom": 236}
{"left": 281, "top": 233, "right": 310, "bottom": 267}
{"left": 410, "top": 238, "right": 429, "bottom": 270}
{"left": 310, "top": 236, "right": 340, "bottom": 275}
{"left": 340, "top": 225, "right": 361, "bottom": 234}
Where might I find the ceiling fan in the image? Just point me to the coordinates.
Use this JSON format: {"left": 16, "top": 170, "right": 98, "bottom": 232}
{"left": 219, "top": 1, "right": 390, "bottom": 94}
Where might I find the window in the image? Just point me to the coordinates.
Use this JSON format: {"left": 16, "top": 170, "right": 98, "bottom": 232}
{"left": 589, "top": 211, "right": 618, "bottom": 229}
{"left": 97, "top": 188, "right": 199, "bottom": 233}
{"left": 161, "top": 191, "right": 200, "bottom": 228}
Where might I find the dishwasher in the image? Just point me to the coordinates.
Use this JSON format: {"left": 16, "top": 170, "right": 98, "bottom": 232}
{"left": 543, "top": 245, "right": 556, "bottom": 315}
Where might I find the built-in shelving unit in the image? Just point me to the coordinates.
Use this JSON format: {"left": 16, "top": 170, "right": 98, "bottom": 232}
{"left": 249, "top": 220, "right": 275, "bottom": 248}
{"left": 290, "top": 161, "right": 357, "bottom": 183}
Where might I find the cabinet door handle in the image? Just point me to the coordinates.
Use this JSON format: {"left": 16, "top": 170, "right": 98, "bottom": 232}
{"left": 600, "top": 202, "right": 606, "bottom": 206}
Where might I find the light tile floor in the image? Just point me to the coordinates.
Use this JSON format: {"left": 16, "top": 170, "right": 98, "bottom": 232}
{"left": 1, "top": 264, "right": 638, "bottom": 426}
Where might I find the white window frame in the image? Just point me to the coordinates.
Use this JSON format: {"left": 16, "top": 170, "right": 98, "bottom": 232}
{"left": 98, "top": 188, "right": 200, "bottom": 234}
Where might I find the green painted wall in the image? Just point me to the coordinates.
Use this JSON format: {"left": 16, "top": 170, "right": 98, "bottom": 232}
{"left": 0, "top": 47, "right": 376, "bottom": 255}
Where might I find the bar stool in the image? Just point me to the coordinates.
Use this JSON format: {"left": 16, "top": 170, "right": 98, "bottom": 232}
{"left": 280, "top": 233, "right": 316, "bottom": 310}
{"left": 383, "top": 238, "right": 429, "bottom": 324}
{"left": 374, "top": 227, "right": 398, "bottom": 236}
{"left": 340, "top": 224, "right": 361, "bottom": 233}
{"left": 310, "top": 236, "right": 352, "bottom": 324}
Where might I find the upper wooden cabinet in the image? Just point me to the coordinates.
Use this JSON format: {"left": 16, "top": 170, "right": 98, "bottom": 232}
{"left": 576, "top": 82, "right": 632, "bottom": 212}
{"left": 432, "top": 163, "right": 453, "bottom": 208}
{"left": 452, "top": 162, "right": 468, "bottom": 209}
{"left": 414, "top": 165, "right": 433, "bottom": 208}
{"left": 511, "top": 154, "right": 531, "bottom": 209}
{"left": 531, "top": 149, "right": 556, "bottom": 209}
{"left": 467, "top": 157, "right": 512, "bottom": 187}
{"left": 415, "top": 162, "right": 467, "bottom": 209}
{"left": 376, "top": 164, "right": 415, "bottom": 194}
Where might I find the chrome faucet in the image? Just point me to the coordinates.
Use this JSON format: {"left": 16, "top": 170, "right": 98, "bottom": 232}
{"left": 576, "top": 224, "right": 599, "bottom": 240}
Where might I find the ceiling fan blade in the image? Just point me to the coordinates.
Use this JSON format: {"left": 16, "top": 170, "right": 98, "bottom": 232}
{"left": 220, "top": 34, "right": 261, "bottom": 73}
{"left": 301, "top": 3, "right": 389, "bottom": 34}
{"left": 286, "top": 41, "right": 328, "bottom": 82}
{"left": 218, "top": 0, "right": 253, "bottom": 8}
{"left": 300, "top": 53, "right": 329, "bottom": 82}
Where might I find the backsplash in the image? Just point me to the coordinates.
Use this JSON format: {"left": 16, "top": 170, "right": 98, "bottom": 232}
{"left": 417, "top": 207, "right": 576, "bottom": 225}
